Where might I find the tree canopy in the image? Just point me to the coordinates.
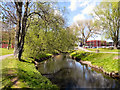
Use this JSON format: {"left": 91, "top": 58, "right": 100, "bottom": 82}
{"left": 70, "top": 20, "right": 100, "bottom": 46}
{"left": 92, "top": 1, "right": 120, "bottom": 49}
{"left": 24, "top": 9, "right": 77, "bottom": 59}
{"left": 1, "top": 1, "right": 74, "bottom": 60}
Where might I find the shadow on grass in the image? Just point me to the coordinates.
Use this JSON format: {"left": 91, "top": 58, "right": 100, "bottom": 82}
{"left": 1, "top": 67, "right": 58, "bottom": 89}
{"left": 1, "top": 68, "right": 18, "bottom": 89}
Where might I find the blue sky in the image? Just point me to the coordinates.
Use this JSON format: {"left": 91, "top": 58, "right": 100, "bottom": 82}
{"left": 56, "top": 0, "right": 113, "bottom": 42}
{"left": 57, "top": 0, "right": 100, "bottom": 26}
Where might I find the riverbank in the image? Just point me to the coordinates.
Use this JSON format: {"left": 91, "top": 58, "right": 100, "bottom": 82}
{"left": 70, "top": 50, "right": 120, "bottom": 78}
{"left": 0, "top": 56, "right": 59, "bottom": 89}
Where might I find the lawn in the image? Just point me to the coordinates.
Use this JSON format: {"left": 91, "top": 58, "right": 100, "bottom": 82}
{"left": 70, "top": 50, "right": 120, "bottom": 73}
{"left": 0, "top": 56, "right": 58, "bottom": 89}
{"left": 87, "top": 48, "right": 120, "bottom": 52}
{"left": 0, "top": 48, "right": 14, "bottom": 56}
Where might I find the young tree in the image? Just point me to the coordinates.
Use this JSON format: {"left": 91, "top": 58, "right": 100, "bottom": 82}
{"left": 92, "top": 1, "right": 120, "bottom": 49}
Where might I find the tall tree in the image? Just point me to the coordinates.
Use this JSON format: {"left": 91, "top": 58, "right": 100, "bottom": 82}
{"left": 71, "top": 20, "right": 100, "bottom": 46}
{"left": 24, "top": 8, "right": 77, "bottom": 59}
{"left": 92, "top": 1, "right": 120, "bottom": 49}
{"left": 0, "top": 1, "right": 60, "bottom": 60}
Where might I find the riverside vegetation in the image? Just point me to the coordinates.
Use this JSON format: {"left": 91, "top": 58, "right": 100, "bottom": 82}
{"left": 70, "top": 50, "right": 120, "bottom": 73}
{"left": 0, "top": 55, "right": 59, "bottom": 89}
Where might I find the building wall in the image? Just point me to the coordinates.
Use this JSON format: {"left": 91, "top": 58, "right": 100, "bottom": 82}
{"left": 86, "top": 40, "right": 106, "bottom": 47}
{"left": 2, "top": 44, "right": 8, "bottom": 48}
{"left": 2, "top": 44, "right": 14, "bottom": 48}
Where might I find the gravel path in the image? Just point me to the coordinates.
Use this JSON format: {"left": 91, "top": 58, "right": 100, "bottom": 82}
{"left": 0, "top": 54, "right": 13, "bottom": 61}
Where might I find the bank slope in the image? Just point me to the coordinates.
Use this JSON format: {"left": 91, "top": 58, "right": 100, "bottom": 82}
{"left": 70, "top": 51, "right": 120, "bottom": 75}
{"left": 0, "top": 56, "right": 58, "bottom": 89}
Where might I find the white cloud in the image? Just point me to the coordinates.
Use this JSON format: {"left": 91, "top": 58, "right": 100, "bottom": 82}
{"left": 68, "top": 0, "right": 77, "bottom": 11}
{"left": 69, "top": 0, "right": 92, "bottom": 11}
{"left": 82, "top": 3, "right": 96, "bottom": 15}
{"left": 79, "top": 0, "right": 89, "bottom": 7}
{"left": 73, "top": 14, "right": 86, "bottom": 22}
{"left": 69, "top": 0, "right": 98, "bottom": 13}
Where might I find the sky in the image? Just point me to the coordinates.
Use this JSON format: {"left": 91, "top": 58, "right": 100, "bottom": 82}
{"left": 57, "top": 0, "right": 100, "bottom": 25}
{"left": 56, "top": 0, "right": 113, "bottom": 42}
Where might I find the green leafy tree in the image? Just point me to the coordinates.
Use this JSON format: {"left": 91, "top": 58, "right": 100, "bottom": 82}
{"left": 0, "top": 1, "right": 63, "bottom": 60}
{"left": 70, "top": 20, "right": 100, "bottom": 46}
{"left": 92, "top": 1, "right": 120, "bottom": 49}
{"left": 24, "top": 11, "right": 77, "bottom": 59}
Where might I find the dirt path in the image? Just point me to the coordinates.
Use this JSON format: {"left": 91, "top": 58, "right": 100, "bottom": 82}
{"left": 0, "top": 54, "right": 13, "bottom": 61}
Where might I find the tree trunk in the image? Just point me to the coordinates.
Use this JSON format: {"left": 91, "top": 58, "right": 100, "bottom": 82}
{"left": 14, "top": 2, "right": 29, "bottom": 60}
{"left": 8, "top": 36, "right": 11, "bottom": 50}
{"left": 18, "top": 42, "right": 24, "bottom": 60}
{"left": 113, "top": 41, "right": 118, "bottom": 49}
{"left": 14, "top": 2, "right": 22, "bottom": 59}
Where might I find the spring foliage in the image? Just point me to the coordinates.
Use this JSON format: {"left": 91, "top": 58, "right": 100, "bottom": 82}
{"left": 24, "top": 12, "right": 77, "bottom": 59}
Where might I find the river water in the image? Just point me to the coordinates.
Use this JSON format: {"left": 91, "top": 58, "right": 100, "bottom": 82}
{"left": 38, "top": 54, "right": 120, "bottom": 89}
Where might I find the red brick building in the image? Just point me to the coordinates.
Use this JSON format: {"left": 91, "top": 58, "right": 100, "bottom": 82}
{"left": 86, "top": 40, "right": 106, "bottom": 47}
{"left": 1, "top": 41, "right": 14, "bottom": 48}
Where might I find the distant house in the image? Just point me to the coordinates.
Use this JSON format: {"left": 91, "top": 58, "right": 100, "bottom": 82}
{"left": 86, "top": 40, "right": 106, "bottom": 47}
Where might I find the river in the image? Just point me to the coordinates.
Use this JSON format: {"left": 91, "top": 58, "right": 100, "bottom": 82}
{"left": 38, "top": 54, "right": 120, "bottom": 89}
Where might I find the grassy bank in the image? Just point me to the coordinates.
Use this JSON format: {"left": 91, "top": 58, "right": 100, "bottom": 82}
{"left": 87, "top": 48, "right": 120, "bottom": 52}
{"left": 0, "top": 48, "right": 14, "bottom": 56}
{"left": 0, "top": 56, "right": 58, "bottom": 89}
{"left": 70, "top": 50, "right": 120, "bottom": 73}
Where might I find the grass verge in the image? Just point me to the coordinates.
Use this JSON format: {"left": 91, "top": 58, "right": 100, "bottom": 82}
{"left": 0, "top": 48, "right": 14, "bottom": 56}
{"left": 0, "top": 56, "right": 58, "bottom": 89}
{"left": 70, "top": 50, "right": 120, "bottom": 73}
{"left": 87, "top": 48, "right": 120, "bottom": 52}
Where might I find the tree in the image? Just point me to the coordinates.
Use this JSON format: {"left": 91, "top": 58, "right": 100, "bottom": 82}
{"left": 24, "top": 10, "right": 77, "bottom": 59}
{"left": 92, "top": 1, "right": 120, "bottom": 49}
{"left": 71, "top": 20, "right": 100, "bottom": 46}
{"left": 0, "top": 1, "right": 60, "bottom": 60}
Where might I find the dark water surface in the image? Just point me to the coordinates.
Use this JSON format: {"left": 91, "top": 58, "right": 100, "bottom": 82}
{"left": 38, "top": 54, "right": 120, "bottom": 89}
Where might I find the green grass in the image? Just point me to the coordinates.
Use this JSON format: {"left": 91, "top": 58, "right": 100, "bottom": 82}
{"left": 38, "top": 53, "right": 52, "bottom": 58}
{"left": 0, "top": 48, "right": 14, "bottom": 56}
{"left": 87, "top": 48, "right": 120, "bottom": 52}
{"left": 70, "top": 50, "right": 120, "bottom": 73}
{"left": 0, "top": 56, "right": 59, "bottom": 89}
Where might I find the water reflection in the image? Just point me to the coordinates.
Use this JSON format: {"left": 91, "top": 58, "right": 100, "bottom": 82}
{"left": 38, "top": 54, "right": 120, "bottom": 88}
